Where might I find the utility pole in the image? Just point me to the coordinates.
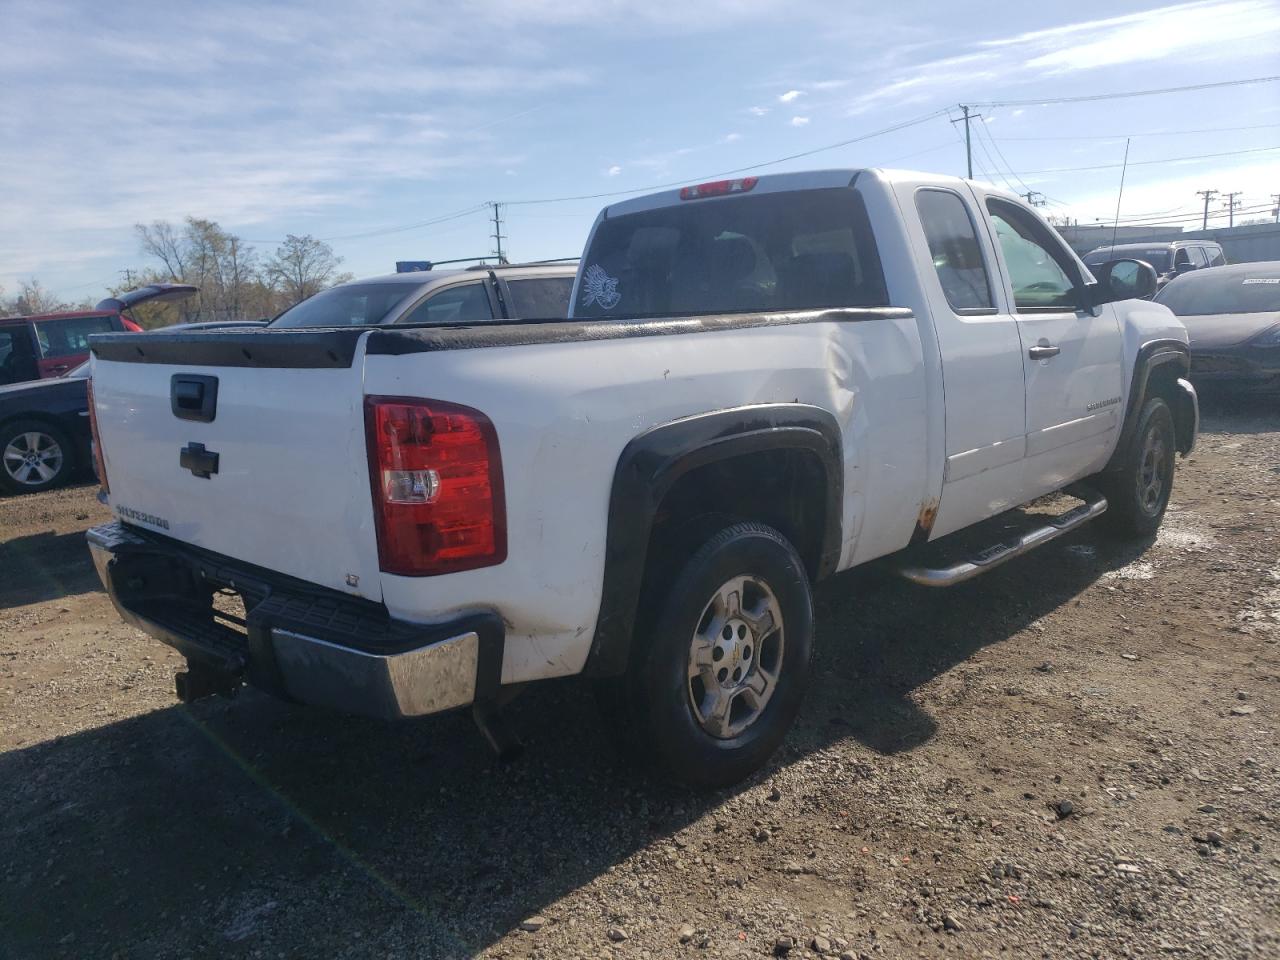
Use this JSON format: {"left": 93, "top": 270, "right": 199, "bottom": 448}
{"left": 1021, "top": 190, "right": 1046, "bottom": 207}
{"left": 489, "top": 202, "right": 507, "bottom": 264}
{"left": 1223, "top": 191, "right": 1242, "bottom": 228}
{"left": 951, "top": 105, "right": 980, "bottom": 179}
{"left": 1196, "top": 189, "right": 1218, "bottom": 230}
{"left": 1272, "top": 194, "right": 1280, "bottom": 223}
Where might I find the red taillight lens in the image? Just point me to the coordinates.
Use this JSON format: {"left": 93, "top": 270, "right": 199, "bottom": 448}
{"left": 86, "top": 378, "right": 109, "bottom": 494}
{"left": 679, "top": 176, "right": 758, "bottom": 201}
{"left": 364, "top": 396, "right": 506, "bottom": 576}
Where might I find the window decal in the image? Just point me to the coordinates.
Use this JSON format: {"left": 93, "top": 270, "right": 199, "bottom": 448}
{"left": 580, "top": 264, "right": 621, "bottom": 310}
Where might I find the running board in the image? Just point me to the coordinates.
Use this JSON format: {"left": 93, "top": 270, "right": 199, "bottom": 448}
{"left": 898, "top": 489, "right": 1108, "bottom": 587}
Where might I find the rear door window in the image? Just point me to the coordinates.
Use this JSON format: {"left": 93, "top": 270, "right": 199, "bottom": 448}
{"left": 915, "top": 189, "right": 994, "bottom": 312}
{"left": 1191, "top": 246, "right": 1211, "bottom": 268}
{"left": 576, "top": 187, "right": 888, "bottom": 318}
{"left": 1206, "top": 245, "right": 1227, "bottom": 267}
{"left": 0, "top": 329, "right": 37, "bottom": 385}
{"left": 399, "top": 282, "right": 496, "bottom": 325}
{"left": 503, "top": 276, "right": 574, "bottom": 318}
{"left": 35, "top": 315, "right": 115, "bottom": 357}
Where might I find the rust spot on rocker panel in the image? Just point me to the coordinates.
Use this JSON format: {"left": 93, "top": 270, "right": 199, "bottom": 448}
{"left": 911, "top": 499, "right": 939, "bottom": 544}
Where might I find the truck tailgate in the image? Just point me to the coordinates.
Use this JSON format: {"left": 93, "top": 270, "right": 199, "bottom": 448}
{"left": 90, "top": 332, "right": 382, "bottom": 601}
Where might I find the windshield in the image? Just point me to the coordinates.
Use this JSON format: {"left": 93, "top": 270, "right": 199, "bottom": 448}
{"left": 1085, "top": 248, "right": 1172, "bottom": 272}
{"left": 1156, "top": 269, "right": 1280, "bottom": 316}
{"left": 576, "top": 188, "right": 888, "bottom": 318}
{"left": 269, "top": 282, "right": 423, "bottom": 328}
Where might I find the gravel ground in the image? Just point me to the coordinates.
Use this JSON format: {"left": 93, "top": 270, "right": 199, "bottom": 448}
{"left": 1, "top": 394, "right": 1277, "bottom": 959}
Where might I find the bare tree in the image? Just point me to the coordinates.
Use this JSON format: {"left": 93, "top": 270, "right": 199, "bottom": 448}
{"left": 263, "top": 235, "right": 351, "bottom": 307}
{"left": 14, "top": 279, "right": 63, "bottom": 314}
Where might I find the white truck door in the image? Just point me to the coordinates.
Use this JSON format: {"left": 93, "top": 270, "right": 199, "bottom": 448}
{"left": 898, "top": 182, "right": 1029, "bottom": 538}
{"left": 980, "top": 196, "right": 1124, "bottom": 497}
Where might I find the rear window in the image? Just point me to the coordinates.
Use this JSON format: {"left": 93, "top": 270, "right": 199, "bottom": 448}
{"left": 1155, "top": 270, "right": 1280, "bottom": 316}
{"left": 576, "top": 188, "right": 888, "bottom": 318}
{"left": 270, "top": 283, "right": 421, "bottom": 328}
{"left": 1085, "top": 248, "right": 1173, "bottom": 272}
{"left": 504, "top": 276, "right": 574, "bottom": 319}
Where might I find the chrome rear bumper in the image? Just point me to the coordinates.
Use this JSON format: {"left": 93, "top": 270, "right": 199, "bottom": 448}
{"left": 87, "top": 521, "right": 503, "bottom": 720}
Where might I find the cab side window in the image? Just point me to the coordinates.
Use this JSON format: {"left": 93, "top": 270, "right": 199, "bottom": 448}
{"left": 399, "top": 283, "right": 495, "bottom": 325}
{"left": 1206, "top": 245, "right": 1227, "bottom": 267}
{"left": 986, "top": 200, "right": 1080, "bottom": 311}
{"left": 1174, "top": 247, "right": 1195, "bottom": 271}
{"left": 915, "top": 189, "right": 994, "bottom": 312}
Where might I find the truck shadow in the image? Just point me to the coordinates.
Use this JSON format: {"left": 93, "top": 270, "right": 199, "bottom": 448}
{"left": 0, "top": 527, "right": 102, "bottom": 608}
{"left": 0, "top": 529, "right": 1147, "bottom": 958}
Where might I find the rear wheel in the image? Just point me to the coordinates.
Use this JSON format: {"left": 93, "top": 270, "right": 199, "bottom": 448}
{"left": 1096, "top": 396, "right": 1176, "bottom": 539}
{"left": 603, "top": 521, "right": 814, "bottom": 789}
{"left": 0, "top": 420, "right": 75, "bottom": 495}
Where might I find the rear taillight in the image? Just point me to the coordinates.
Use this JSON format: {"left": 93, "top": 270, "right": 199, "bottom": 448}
{"left": 86, "top": 378, "right": 109, "bottom": 494}
{"left": 364, "top": 396, "right": 506, "bottom": 576}
{"left": 679, "top": 176, "right": 758, "bottom": 201}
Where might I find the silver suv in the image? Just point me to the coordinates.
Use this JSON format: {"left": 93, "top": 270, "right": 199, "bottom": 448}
{"left": 269, "top": 262, "right": 577, "bottom": 328}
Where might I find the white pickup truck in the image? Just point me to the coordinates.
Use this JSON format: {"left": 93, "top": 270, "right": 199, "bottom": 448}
{"left": 86, "top": 169, "right": 1197, "bottom": 787}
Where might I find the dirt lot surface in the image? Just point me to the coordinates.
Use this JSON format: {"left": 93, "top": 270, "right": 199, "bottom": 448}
{"left": 2, "top": 396, "right": 1277, "bottom": 960}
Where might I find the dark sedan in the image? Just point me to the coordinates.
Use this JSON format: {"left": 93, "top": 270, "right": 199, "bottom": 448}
{"left": 1155, "top": 262, "right": 1280, "bottom": 392}
{"left": 0, "top": 361, "right": 91, "bottom": 494}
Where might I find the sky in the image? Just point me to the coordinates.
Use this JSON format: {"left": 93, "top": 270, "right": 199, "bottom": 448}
{"left": 1, "top": 0, "right": 1278, "bottom": 301}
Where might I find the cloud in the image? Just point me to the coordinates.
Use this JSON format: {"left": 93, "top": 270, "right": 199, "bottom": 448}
{"left": 778, "top": 90, "right": 804, "bottom": 103}
{"left": 842, "top": 1, "right": 1280, "bottom": 114}
{"left": 607, "top": 165, "right": 623, "bottom": 176}
{"left": 748, "top": 106, "right": 770, "bottom": 117}
{"left": 790, "top": 116, "right": 810, "bottom": 127}
{"left": 722, "top": 133, "right": 743, "bottom": 143}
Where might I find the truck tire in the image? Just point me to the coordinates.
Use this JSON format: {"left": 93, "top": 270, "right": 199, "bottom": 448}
{"left": 605, "top": 521, "right": 814, "bottom": 789}
{"left": 1096, "top": 396, "right": 1176, "bottom": 539}
{"left": 0, "top": 419, "right": 75, "bottom": 495}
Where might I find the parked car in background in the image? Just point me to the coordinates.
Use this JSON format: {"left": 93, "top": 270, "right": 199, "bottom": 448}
{"left": 1083, "top": 240, "right": 1226, "bottom": 295}
{"left": 268, "top": 262, "right": 577, "bottom": 328}
{"left": 0, "top": 283, "right": 197, "bottom": 386}
{"left": 1155, "top": 261, "right": 1280, "bottom": 392}
{"left": 0, "top": 360, "right": 91, "bottom": 494}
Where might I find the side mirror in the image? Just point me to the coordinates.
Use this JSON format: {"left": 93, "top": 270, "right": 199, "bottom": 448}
{"left": 1090, "top": 258, "right": 1158, "bottom": 304}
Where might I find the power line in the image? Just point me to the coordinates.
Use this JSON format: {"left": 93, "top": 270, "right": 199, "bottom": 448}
{"left": 1005, "top": 145, "right": 1280, "bottom": 177}
{"left": 985, "top": 121, "right": 1280, "bottom": 141}
{"left": 243, "top": 204, "right": 489, "bottom": 245}
{"left": 502, "top": 108, "right": 951, "bottom": 206}
{"left": 969, "top": 75, "right": 1280, "bottom": 108}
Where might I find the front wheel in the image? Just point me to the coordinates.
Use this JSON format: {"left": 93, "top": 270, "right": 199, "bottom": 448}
{"left": 606, "top": 521, "right": 814, "bottom": 789}
{"left": 0, "top": 420, "right": 76, "bottom": 495}
{"left": 1096, "top": 396, "right": 1176, "bottom": 539}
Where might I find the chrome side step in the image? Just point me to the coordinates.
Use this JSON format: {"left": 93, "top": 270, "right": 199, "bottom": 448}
{"left": 898, "top": 489, "right": 1108, "bottom": 587}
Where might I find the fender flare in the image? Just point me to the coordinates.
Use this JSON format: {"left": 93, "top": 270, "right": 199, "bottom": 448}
{"left": 1107, "top": 339, "right": 1191, "bottom": 470}
{"left": 584, "top": 403, "right": 843, "bottom": 677}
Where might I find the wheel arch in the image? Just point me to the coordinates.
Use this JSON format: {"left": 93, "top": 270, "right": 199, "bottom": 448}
{"left": 1107, "top": 339, "right": 1192, "bottom": 472}
{"left": 585, "top": 403, "right": 843, "bottom": 677}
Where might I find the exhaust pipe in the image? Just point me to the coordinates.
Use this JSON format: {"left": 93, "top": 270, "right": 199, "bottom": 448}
{"left": 175, "top": 662, "right": 238, "bottom": 703}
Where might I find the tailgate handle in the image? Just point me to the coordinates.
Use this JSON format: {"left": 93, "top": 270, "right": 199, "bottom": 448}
{"left": 180, "top": 442, "right": 220, "bottom": 479}
{"left": 171, "top": 374, "right": 218, "bottom": 423}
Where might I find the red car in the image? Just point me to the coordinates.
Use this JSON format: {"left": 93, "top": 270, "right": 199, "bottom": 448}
{"left": 0, "top": 283, "right": 196, "bottom": 386}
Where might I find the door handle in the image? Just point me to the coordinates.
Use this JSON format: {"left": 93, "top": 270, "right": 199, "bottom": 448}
{"left": 1028, "top": 342, "right": 1061, "bottom": 360}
